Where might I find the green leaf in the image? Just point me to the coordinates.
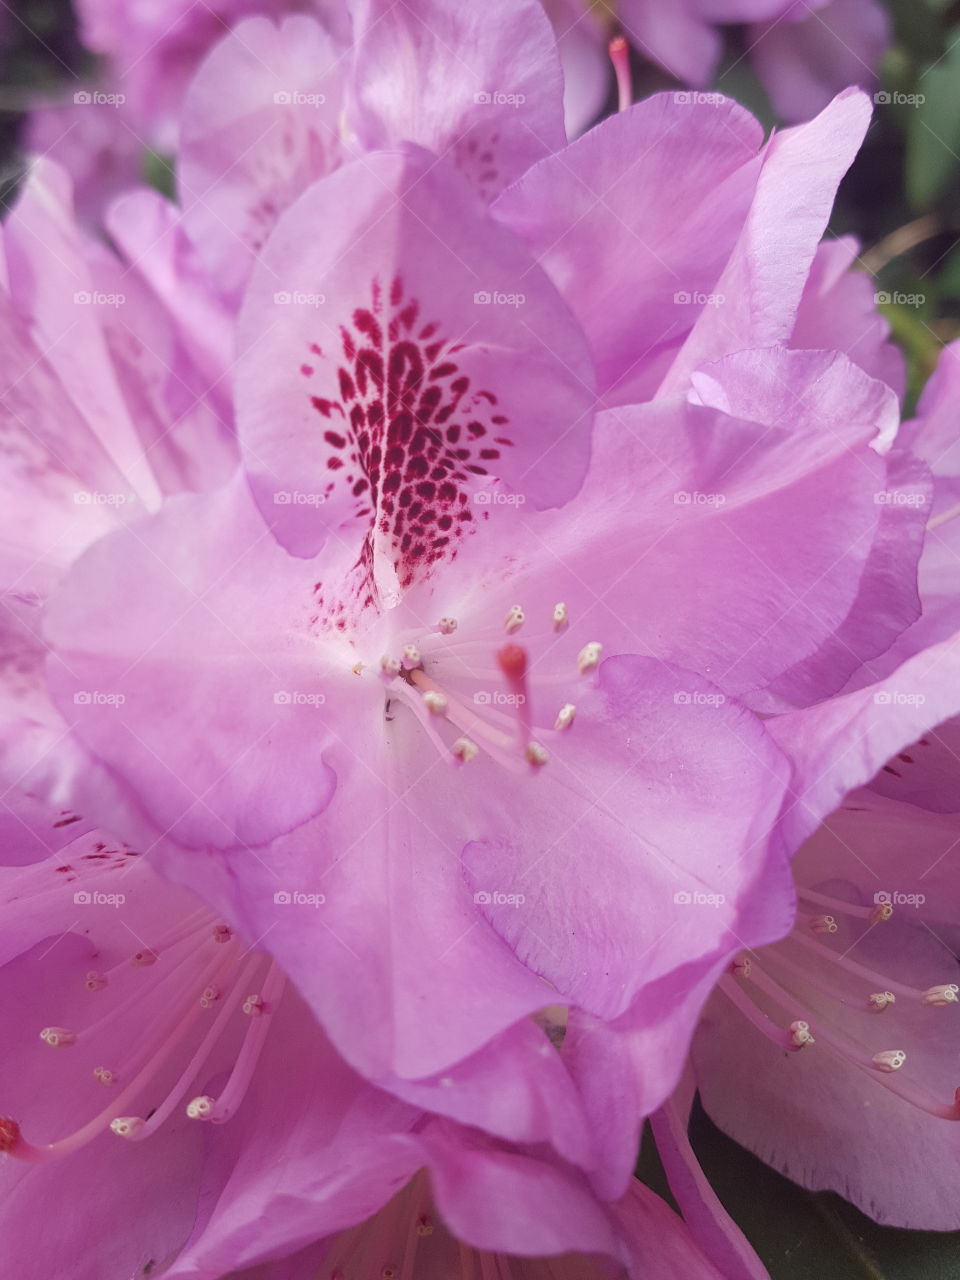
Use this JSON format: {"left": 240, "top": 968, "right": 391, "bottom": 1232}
{"left": 906, "top": 32, "right": 960, "bottom": 209}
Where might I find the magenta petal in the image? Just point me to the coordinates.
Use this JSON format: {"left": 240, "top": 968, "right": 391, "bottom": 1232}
{"left": 661, "top": 89, "right": 871, "bottom": 393}
{"left": 236, "top": 149, "right": 596, "bottom": 561}
{"left": 494, "top": 94, "right": 764, "bottom": 402}
{"left": 347, "top": 0, "right": 566, "bottom": 201}
{"left": 790, "top": 237, "right": 905, "bottom": 396}
{"left": 617, "top": 0, "right": 722, "bottom": 85}
{"left": 180, "top": 15, "right": 343, "bottom": 301}
{"left": 769, "top": 631, "right": 960, "bottom": 850}
{"left": 750, "top": 0, "right": 889, "bottom": 123}
{"left": 43, "top": 477, "right": 336, "bottom": 849}
{"left": 462, "top": 655, "right": 793, "bottom": 1019}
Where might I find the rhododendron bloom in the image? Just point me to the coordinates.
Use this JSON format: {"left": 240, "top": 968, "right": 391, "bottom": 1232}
{"left": 0, "top": 834, "right": 726, "bottom": 1280}
{"left": 34, "top": 119, "right": 931, "bottom": 1159}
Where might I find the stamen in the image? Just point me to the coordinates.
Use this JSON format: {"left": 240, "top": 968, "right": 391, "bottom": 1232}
{"left": 421, "top": 690, "right": 447, "bottom": 716}
{"left": 609, "top": 34, "right": 632, "bottom": 113}
{"left": 872, "top": 1049, "right": 906, "bottom": 1073}
{"left": 577, "top": 642, "right": 602, "bottom": 675}
{"left": 555, "top": 703, "right": 576, "bottom": 731}
{"left": 380, "top": 655, "right": 401, "bottom": 678}
{"left": 437, "top": 617, "right": 457, "bottom": 635}
{"left": 130, "top": 949, "right": 158, "bottom": 968}
{"left": 922, "top": 984, "right": 959, "bottom": 1007}
{"left": 110, "top": 1116, "right": 144, "bottom": 1139}
{"left": 84, "top": 971, "right": 107, "bottom": 992}
{"left": 789, "top": 1019, "right": 815, "bottom": 1049}
{"left": 39, "top": 1027, "right": 76, "bottom": 1049}
{"left": 212, "top": 924, "right": 233, "bottom": 944}
{"left": 503, "top": 605, "right": 525, "bottom": 635}
{"left": 808, "top": 915, "right": 838, "bottom": 934}
{"left": 452, "top": 737, "right": 478, "bottom": 763}
{"left": 401, "top": 645, "right": 422, "bottom": 670}
{"left": 868, "top": 991, "right": 896, "bottom": 1012}
{"left": 798, "top": 887, "right": 893, "bottom": 923}
{"left": 242, "top": 994, "right": 265, "bottom": 1017}
{"left": 186, "top": 1096, "right": 215, "bottom": 1120}
{"left": 525, "top": 742, "right": 549, "bottom": 767}
{"left": 93, "top": 1067, "right": 117, "bottom": 1086}
{"left": 552, "top": 602, "right": 568, "bottom": 632}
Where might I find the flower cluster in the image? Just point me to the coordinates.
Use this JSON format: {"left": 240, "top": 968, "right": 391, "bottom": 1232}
{"left": 1, "top": 2, "right": 957, "bottom": 1278}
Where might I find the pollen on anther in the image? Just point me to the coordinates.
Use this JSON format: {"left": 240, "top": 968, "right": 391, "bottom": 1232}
{"left": 788, "top": 1019, "right": 815, "bottom": 1048}
{"left": 380, "top": 654, "right": 401, "bottom": 678}
{"left": 110, "top": 1116, "right": 144, "bottom": 1139}
{"left": 422, "top": 690, "right": 447, "bottom": 716}
{"left": 552, "top": 602, "right": 568, "bottom": 632}
{"left": 452, "top": 737, "right": 478, "bottom": 763}
{"left": 130, "top": 949, "right": 158, "bottom": 967}
{"left": 870, "top": 902, "right": 895, "bottom": 924}
{"left": 504, "top": 605, "right": 525, "bottom": 635}
{"left": 200, "top": 986, "right": 221, "bottom": 1009}
{"left": 40, "top": 1027, "right": 76, "bottom": 1049}
{"left": 872, "top": 1049, "right": 906, "bottom": 1072}
{"left": 186, "top": 1096, "right": 216, "bottom": 1120}
{"left": 416, "top": 1215, "right": 434, "bottom": 1237}
{"left": 85, "top": 970, "right": 107, "bottom": 992}
{"left": 868, "top": 991, "right": 896, "bottom": 1012}
{"left": 93, "top": 1066, "right": 117, "bottom": 1086}
{"left": 808, "top": 914, "right": 838, "bottom": 934}
{"left": 525, "top": 742, "right": 549, "bottom": 768}
{"left": 731, "top": 956, "right": 751, "bottom": 977}
{"left": 922, "top": 984, "right": 959, "bottom": 1007}
{"left": 243, "top": 994, "right": 265, "bottom": 1017}
{"left": 437, "top": 617, "right": 458, "bottom": 635}
{"left": 577, "top": 642, "right": 602, "bottom": 675}
{"left": 402, "top": 644, "right": 422, "bottom": 670}
{"left": 555, "top": 703, "right": 576, "bottom": 731}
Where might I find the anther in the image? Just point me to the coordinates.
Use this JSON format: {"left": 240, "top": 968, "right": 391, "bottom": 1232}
{"left": 242, "top": 994, "right": 265, "bottom": 1017}
{"left": 504, "top": 605, "right": 525, "bottom": 635}
{"left": 552, "top": 602, "right": 568, "bottom": 632}
{"left": 212, "top": 924, "right": 232, "bottom": 944}
{"left": 130, "top": 949, "right": 158, "bottom": 967}
{"left": 872, "top": 1049, "right": 906, "bottom": 1072}
{"left": 84, "top": 970, "right": 107, "bottom": 992}
{"left": 437, "top": 617, "right": 458, "bottom": 635}
{"left": 93, "top": 1066, "right": 117, "bottom": 1086}
{"left": 731, "top": 956, "right": 752, "bottom": 977}
{"left": 922, "top": 984, "right": 959, "bottom": 1007}
{"left": 555, "top": 703, "right": 576, "bottom": 731}
{"left": 808, "top": 915, "right": 838, "bottom": 934}
{"left": 452, "top": 737, "right": 479, "bottom": 764}
{"left": 40, "top": 1027, "right": 76, "bottom": 1049}
{"left": 186, "top": 1096, "right": 215, "bottom": 1120}
{"left": 868, "top": 991, "right": 896, "bottom": 1012}
{"left": 577, "top": 642, "right": 602, "bottom": 675}
{"left": 380, "top": 655, "right": 401, "bottom": 678}
{"left": 401, "top": 645, "right": 422, "bottom": 670}
{"left": 525, "top": 742, "right": 549, "bottom": 768}
{"left": 0, "top": 1117, "right": 20, "bottom": 1154}
{"left": 200, "top": 986, "right": 221, "bottom": 1009}
{"left": 788, "top": 1020, "right": 815, "bottom": 1048}
{"left": 422, "top": 690, "right": 447, "bottom": 716}
{"left": 870, "top": 902, "right": 894, "bottom": 923}
{"left": 416, "top": 1214, "right": 434, "bottom": 1237}
{"left": 110, "top": 1116, "right": 145, "bottom": 1139}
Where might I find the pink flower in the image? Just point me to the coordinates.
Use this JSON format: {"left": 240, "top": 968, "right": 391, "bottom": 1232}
{"left": 0, "top": 830, "right": 725, "bottom": 1279}
{"left": 1, "top": 56, "right": 930, "bottom": 1213}
{"left": 574, "top": 0, "right": 890, "bottom": 123}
